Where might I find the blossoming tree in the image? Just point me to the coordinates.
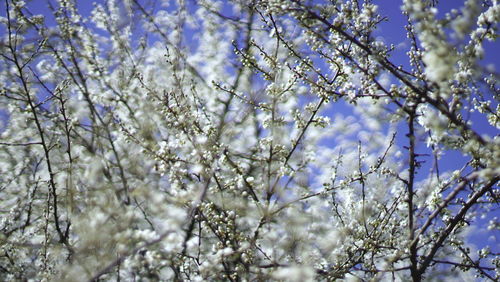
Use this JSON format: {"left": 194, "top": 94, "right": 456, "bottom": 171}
{"left": 0, "top": 0, "right": 499, "bottom": 280}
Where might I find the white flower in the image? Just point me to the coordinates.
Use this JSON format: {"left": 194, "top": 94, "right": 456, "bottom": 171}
{"left": 422, "top": 45, "right": 454, "bottom": 84}
{"left": 272, "top": 265, "right": 316, "bottom": 282}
